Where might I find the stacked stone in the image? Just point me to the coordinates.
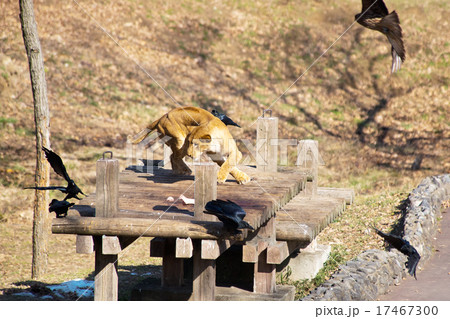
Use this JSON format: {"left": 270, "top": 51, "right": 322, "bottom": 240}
{"left": 303, "top": 174, "right": 450, "bottom": 301}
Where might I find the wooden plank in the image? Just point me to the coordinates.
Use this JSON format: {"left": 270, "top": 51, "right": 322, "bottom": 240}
{"left": 52, "top": 216, "right": 246, "bottom": 241}
{"left": 276, "top": 221, "right": 315, "bottom": 242}
{"left": 94, "top": 236, "right": 118, "bottom": 301}
{"left": 176, "top": 237, "right": 193, "bottom": 258}
{"left": 317, "top": 187, "right": 354, "bottom": 205}
{"left": 192, "top": 239, "right": 216, "bottom": 300}
{"left": 201, "top": 239, "right": 233, "bottom": 260}
{"left": 267, "top": 241, "right": 290, "bottom": 265}
{"left": 76, "top": 235, "right": 94, "bottom": 254}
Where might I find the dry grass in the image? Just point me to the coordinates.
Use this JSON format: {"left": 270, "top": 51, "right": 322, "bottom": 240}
{"left": 0, "top": 0, "right": 449, "bottom": 299}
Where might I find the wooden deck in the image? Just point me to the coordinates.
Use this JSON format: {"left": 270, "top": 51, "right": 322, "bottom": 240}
{"left": 53, "top": 165, "right": 308, "bottom": 241}
{"left": 51, "top": 161, "right": 353, "bottom": 301}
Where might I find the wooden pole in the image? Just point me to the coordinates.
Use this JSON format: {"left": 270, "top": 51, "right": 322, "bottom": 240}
{"left": 194, "top": 163, "right": 217, "bottom": 221}
{"left": 94, "top": 152, "right": 119, "bottom": 301}
{"left": 192, "top": 239, "right": 216, "bottom": 301}
{"left": 297, "top": 140, "right": 321, "bottom": 197}
{"left": 19, "top": 0, "right": 51, "bottom": 279}
{"left": 256, "top": 110, "right": 278, "bottom": 172}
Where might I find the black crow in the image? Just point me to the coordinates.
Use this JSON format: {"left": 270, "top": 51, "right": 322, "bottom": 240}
{"left": 372, "top": 226, "right": 420, "bottom": 279}
{"left": 211, "top": 109, "right": 241, "bottom": 128}
{"left": 25, "top": 147, "right": 85, "bottom": 201}
{"left": 355, "top": 0, "right": 405, "bottom": 73}
{"left": 48, "top": 199, "right": 74, "bottom": 218}
{"left": 204, "top": 199, "right": 254, "bottom": 232}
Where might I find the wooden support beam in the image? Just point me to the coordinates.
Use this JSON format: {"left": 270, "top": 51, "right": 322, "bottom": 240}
{"left": 95, "top": 152, "right": 119, "bottom": 218}
{"left": 194, "top": 163, "right": 217, "bottom": 221}
{"left": 162, "top": 238, "right": 184, "bottom": 287}
{"left": 94, "top": 236, "right": 118, "bottom": 301}
{"left": 242, "top": 241, "right": 268, "bottom": 263}
{"left": 150, "top": 237, "right": 165, "bottom": 257}
{"left": 192, "top": 240, "right": 216, "bottom": 300}
{"left": 94, "top": 153, "right": 119, "bottom": 301}
{"left": 254, "top": 242, "right": 276, "bottom": 294}
{"left": 201, "top": 239, "right": 233, "bottom": 260}
{"left": 256, "top": 110, "right": 278, "bottom": 172}
{"left": 176, "top": 237, "right": 193, "bottom": 258}
{"left": 102, "top": 235, "right": 121, "bottom": 255}
{"left": 297, "top": 140, "right": 323, "bottom": 197}
{"left": 52, "top": 216, "right": 246, "bottom": 241}
{"left": 267, "top": 241, "right": 290, "bottom": 265}
{"left": 76, "top": 235, "right": 94, "bottom": 254}
{"left": 252, "top": 217, "right": 276, "bottom": 294}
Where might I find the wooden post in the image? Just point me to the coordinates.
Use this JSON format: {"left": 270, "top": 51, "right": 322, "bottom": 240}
{"left": 252, "top": 218, "right": 276, "bottom": 294}
{"left": 20, "top": 0, "right": 51, "bottom": 280}
{"left": 194, "top": 163, "right": 217, "bottom": 221}
{"left": 96, "top": 151, "right": 119, "bottom": 218}
{"left": 162, "top": 238, "right": 184, "bottom": 287}
{"left": 256, "top": 110, "right": 278, "bottom": 172}
{"left": 94, "top": 151, "right": 119, "bottom": 301}
{"left": 94, "top": 236, "right": 118, "bottom": 301}
{"left": 297, "top": 140, "right": 322, "bottom": 197}
{"left": 192, "top": 239, "right": 216, "bottom": 301}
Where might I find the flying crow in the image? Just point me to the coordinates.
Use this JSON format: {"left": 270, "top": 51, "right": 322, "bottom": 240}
{"left": 372, "top": 226, "right": 420, "bottom": 279}
{"left": 204, "top": 199, "right": 254, "bottom": 232}
{"left": 355, "top": 0, "right": 405, "bottom": 73}
{"left": 211, "top": 109, "right": 241, "bottom": 128}
{"left": 25, "top": 147, "right": 85, "bottom": 201}
{"left": 48, "top": 199, "right": 74, "bottom": 218}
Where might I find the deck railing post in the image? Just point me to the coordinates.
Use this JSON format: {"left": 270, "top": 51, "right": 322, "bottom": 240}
{"left": 94, "top": 151, "right": 119, "bottom": 301}
{"left": 256, "top": 110, "right": 278, "bottom": 172}
{"left": 194, "top": 162, "right": 217, "bottom": 221}
{"left": 297, "top": 140, "right": 323, "bottom": 197}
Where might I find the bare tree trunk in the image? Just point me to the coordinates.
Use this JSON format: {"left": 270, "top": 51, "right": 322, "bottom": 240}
{"left": 19, "top": 0, "right": 51, "bottom": 279}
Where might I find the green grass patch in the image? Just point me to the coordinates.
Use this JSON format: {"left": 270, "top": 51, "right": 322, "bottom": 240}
{"left": 277, "top": 245, "right": 348, "bottom": 300}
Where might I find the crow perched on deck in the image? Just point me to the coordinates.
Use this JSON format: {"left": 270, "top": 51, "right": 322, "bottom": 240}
{"left": 48, "top": 199, "right": 74, "bottom": 218}
{"left": 211, "top": 109, "right": 241, "bottom": 128}
{"left": 372, "top": 226, "right": 421, "bottom": 279}
{"left": 355, "top": 0, "right": 405, "bottom": 73}
{"left": 204, "top": 199, "right": 254, "bottom": 232}
{"left": 24, "top": 147, "right": 85, "bottom": 201}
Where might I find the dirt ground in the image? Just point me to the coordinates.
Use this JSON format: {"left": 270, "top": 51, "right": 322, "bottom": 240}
{"left": 0, "top": 0, "right": 448, "bottom": 300}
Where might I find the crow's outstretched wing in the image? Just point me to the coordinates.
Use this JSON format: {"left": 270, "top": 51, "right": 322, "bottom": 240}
{"left": 405, "top": 249, "right": 420, "bottom": 279}
{"left": 42, "top": 147, "right": 71, "bottom": 182}
{"left": 361, "top": 0, "right": 388, "bottom": 16}
{"left": 372, "top": 226, "right": 421, "bottom": 279}
{"left": 24, "top": 186, "right": 68, "bottom": 192}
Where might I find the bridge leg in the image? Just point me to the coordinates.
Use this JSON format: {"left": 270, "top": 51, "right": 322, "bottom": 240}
{"left": 253, "top": 217, "right": 276, "bottom": 294}
{"left": 94, "top": 236, "right": 118, "bottom": 301}
{"left": 192, "top": 239, "right": 216, "bottom": 300}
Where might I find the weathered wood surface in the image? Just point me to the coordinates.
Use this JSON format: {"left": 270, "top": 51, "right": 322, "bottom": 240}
{"left": 54, "top": 165, "right": 308, "bottom": 240}
{"left": 276, "top": 196, "right": 345, "bottom": 241}
{"left": 317, "top": 187, "right": 355, "bottom": 205}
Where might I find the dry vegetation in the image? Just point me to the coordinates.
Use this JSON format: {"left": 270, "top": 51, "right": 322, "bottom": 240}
{"left": 0, "top": 0, "right": 448, "bottom": 300}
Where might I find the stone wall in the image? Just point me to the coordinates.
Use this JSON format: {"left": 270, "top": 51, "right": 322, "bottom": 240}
{"left": 302, "top": 174, "right": 450, "bottom": 301}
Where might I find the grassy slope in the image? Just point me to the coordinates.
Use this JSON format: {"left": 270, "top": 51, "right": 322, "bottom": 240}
{"left": 0, "top": 0, "right": 448, "bottom": 299}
